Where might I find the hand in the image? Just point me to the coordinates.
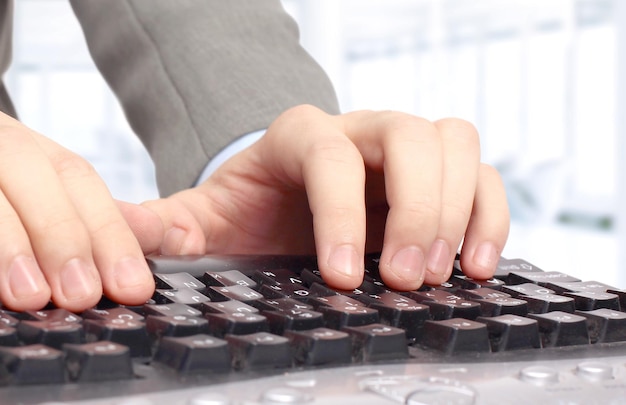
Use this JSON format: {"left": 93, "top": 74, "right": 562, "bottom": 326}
{"left": 124, "top": 105, "right": 509, "bottom": 291}
{"left": 0, "top": 112, "right": 154, "bottom": 312}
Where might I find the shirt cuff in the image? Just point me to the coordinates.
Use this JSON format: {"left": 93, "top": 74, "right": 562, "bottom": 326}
{"left": 195, "top": 129, "right": 266, "bottom": 185}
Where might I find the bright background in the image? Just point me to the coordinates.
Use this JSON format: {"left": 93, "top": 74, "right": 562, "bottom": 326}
{"left": 5, "top": 0, "right": 625, "bottom": 286}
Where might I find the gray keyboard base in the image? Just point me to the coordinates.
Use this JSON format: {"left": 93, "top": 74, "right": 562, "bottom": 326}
{"left": 7, "top": 343, "right": 626, "bottom": 405}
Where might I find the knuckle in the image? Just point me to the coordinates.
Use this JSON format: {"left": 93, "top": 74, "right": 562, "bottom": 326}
{"left": 436, "top": 118, "right": 480, "bottom": 147}
{"left": 50, "top": 150, "right": 97, "bottom": 179}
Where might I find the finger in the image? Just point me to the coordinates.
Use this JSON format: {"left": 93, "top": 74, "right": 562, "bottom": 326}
{"left": 422, "top": 118, "right": 481, "bottom": 285}
{"left": 460, "top": 164, "right": 510, "bottom": 279}
{"left": 0, "top": 118, "right": 101, "bottom": 311}
{"left": 140, "top": 193, "right": 208, "bottom": 256}
{"left": 343, "top": 111, "right": 443, "bottom": 290}
{"left": 35, "top": 134, "right": 156, "bottom": 306}
{"left": 262, "top": 105, "right": 367, "bottom": 289}
{"left": 0, "top": 189, "right": 51, "bottom": 311}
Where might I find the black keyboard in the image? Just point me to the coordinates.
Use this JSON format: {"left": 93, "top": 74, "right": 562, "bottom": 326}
{"left": 2, "top": 253, "right": 626, "bottom": 404}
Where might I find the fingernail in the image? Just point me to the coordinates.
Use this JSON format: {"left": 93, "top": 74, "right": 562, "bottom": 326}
{"left": 115, "top": 257, "right": 151, "bottom": 290}
{"left": 60, "top": 259, "right": 98, "bottom": 301}
{"left": 161, "top": 227, "right": 187, "bottom": 255}
{"left": 327, "top": 244, "right": 362, "bottom": 279}
{"left": 390, "top": 246, "right": 425, "bottom": 282}
{"left": 426, "top": 239, "right": 451, "bottom": 278}
{"left": 8, "top": 256, "right": 45, "bottom": 299}
{"left": 473, "top": 242, "right": 499, "bottom": 270}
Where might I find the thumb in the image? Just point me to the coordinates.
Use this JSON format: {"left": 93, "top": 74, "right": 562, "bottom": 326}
{"left": 115, "top": 200, "right": 164, "bottom": 255}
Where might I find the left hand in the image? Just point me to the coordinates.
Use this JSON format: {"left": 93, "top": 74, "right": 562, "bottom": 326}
{"left": 120, "top": 105, "right": 510, "bottom": 292}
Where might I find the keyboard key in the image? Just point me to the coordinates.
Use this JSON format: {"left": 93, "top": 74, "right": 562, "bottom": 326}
{"left": 450, "top": 275, "right": 505, "bottom": 290}
{"left": 285, "top": 328, "right": 352, "bottom": 366}
{"left": 419, "top": 318, "right": 490, "bottom": 355}
{"left": 205, "top": 312, "right": 269, "bottom": 338}
{"left": 153, "top": 288, "right": 211, "bottom": 308}
{"left": 226, "top": 332, "right": 292, "bottom": 370}
{"left": 407, "top": 290, "right": 481, "bottom": 320}
{"left": 17, "top": 319, "right": 83, "bottom": 349}
{"left": 563, "top": 291, "right": 620, "bottom": 311}
{"left": 494, "top": 258, "right": 545, "bottom": 280}
{"left": 0, "top": 325, "right": 18, "bottom": 347}
{"left": 154, "top": 272, "right": 205, "bottom": 290}
{"left": 472, "top": 297, "right": 529, "bottom": 317}
{"left": 524, "top": 294, "right": 576, "bottom": 314}
{"left": 146, "top": 315, "right": 210, "bottom": 339}
{"left": 83, "top": 318, "right": 151, "bottom": 358}
{"left": 527, "top": 311, "right": 590, "bottom": 347}
{"left": 342, "top": 323, "right": 409, "bottom": 362}
{"left": 207, "top": 285, "right": 264, "bottom": 305}
{"left": 353, "top": 292, "right": 430, "bottom": 340}
{"left": 508, "top": 271, "right": 580, "bottom": 287}
{"left": 63, "top": 341, "right": 133, "bottom": 382}
{"left": 477, "top": 315, "right": 541, "bottom": 351}
{"left": 0, "top": 344, "right": 65, "bottom": 385}
{"left": 262, "top": 309, "right": 324, "bottom": 335}
{"left": 154, "top": 334, "right": 231, "bottom": 374}
{"left": 203, "top": 269, "right": 258, "bottom": 289}
{"left": 143, "top": 303, "right": 203, "bottom": 318}
{"left": 501, "top": 283, "right": 556, "bottom": 298}
{"left": 309, "top": 295, "right": 380, "bottom": 329}
{"left": 576, "top": 308, "right": 626, "bottom": 343}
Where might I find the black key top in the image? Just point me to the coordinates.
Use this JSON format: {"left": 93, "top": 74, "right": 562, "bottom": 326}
{"left": 508, "top": 271, "right": 580, "bottom": 287}
{"left": 0, "top": 311, "right": 19, "bottom": 327}
{"left": 563, "top": 291, "right": 620, "bottom": 311}
{"left": 343, "top": 323, "right": 408, "bottom": 362}
{"left": 154, "top": 334, "right": 231, "bottom": 374}
{"left": 419, "top": 318, "right": 490, "bottom": 355}
{"left": 207, "top": 285, "right": 264, "bottom": 305}
{"left": 546, "top": 280, "right": 617, "bottom": 294}
{"left": 17, "top": 319, "right": 83, "bottom": 349}
{"left": 262, "top": 309, "right": 324, "bottom": 335}
{"left": 285, "top": 328, "right": 352, "bottom": 366}
{"left": 253, "top": 297, "right": 314, "bottom": 313}
{"left": 0, "top": 325, "right": 18, "bottom": 346}
{"left": 576, "top": 308, "right": 626, "bottom": 343}
{"left": 201, "top": 299, "right": 260, "bottom": 316}
{"left": 472, "top": 297, "right": 529, "bottom": 317}
{"left": 226, "top": 332, "right": 292, "bottom": 371}
{"left": 82, "top": 307, "right": 145, "bottom": 323}
{"left": 353, "top": 292, "right": 429, "bottom": 340}
{"left": 143, "top": 303, "right": 203, "bottom": 318}
{"left": 450, "top": 275, "right": 505, "bottom": 291}
{"left": 309, "top": 295, "right": 379, "bottom": 329}
{"left": 252, "top": 268, "right": 303, "bottom": 286}
{"left": 477, "top": 314, "right": 541, "bottom": 351}
{"left": 527, "top": 311, "right": 590, "bottom": 347}
{"left": 456, "top": 288, "right": 511, "bottom": 300}
{"left": 407, "top": 290, "right": 481, "bottom": 320}
{"left": 83, "top": 318, "right": 151, "bottom": 358}
{"left": 494, "top": 258, "right": 544, "bottom": 280}
{"left": 501, "top": 283, "right": 555, "bottom": 298}
{"left": 63, "top": 341, "right": 133, "bottom": 382}
{"left": 153, "top": 288, "right": 211, "bottom": 308}
{"left": 146, "top": 315, "right": 210, "bottom": 339}
{"left": 23, "top": 309, "right": 82, "bottom": 324}
{"left": 0, "top": 344, "right": 65, "bottom": 385}
{"left": 252, "top": 298, "right": 324, "bottom": 333}
{"left": 154, "top": 272, "right": 205, "bottom": 290}
{"left": 205, "top": 312, "right": 269, "bottom": 338}
{"left": 203, "top": 269, "right": 257, "bottom": 289}
{"left": 524, "top": 294, "right": 576, "bottom": 314}
{"left": 258, "top": 283, "right": 313, "bottom": 302}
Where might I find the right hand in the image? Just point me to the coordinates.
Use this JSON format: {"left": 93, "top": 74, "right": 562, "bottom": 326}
{"left": 0, "top": 112, "right": 154, "bottom": 312}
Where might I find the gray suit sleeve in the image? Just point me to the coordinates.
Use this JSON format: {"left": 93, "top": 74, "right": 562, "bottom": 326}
{"left": 70, "top": 0, "right": 340, "bottom": 197}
